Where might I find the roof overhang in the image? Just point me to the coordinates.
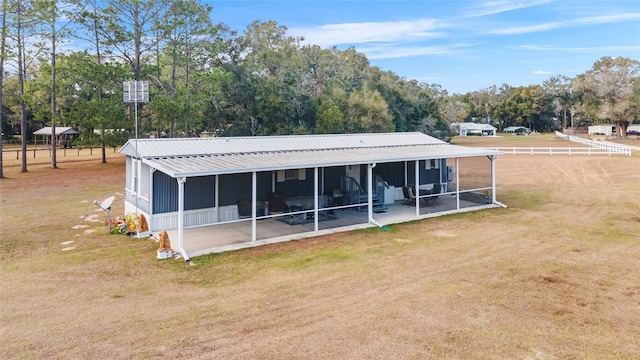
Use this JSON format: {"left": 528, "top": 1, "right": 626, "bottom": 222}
{"left": 142, "top": 144, "right": 502, "bottom": 178}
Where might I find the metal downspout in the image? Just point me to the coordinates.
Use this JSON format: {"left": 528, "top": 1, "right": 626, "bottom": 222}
{"left": 177, "top": 177, "right": 190, "bottom": 262}
{"left": 367, "top": 163, "right": 375, "bottom": 224}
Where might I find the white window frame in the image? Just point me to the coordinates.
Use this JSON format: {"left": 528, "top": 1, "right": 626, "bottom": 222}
{"left": 277, "top": 169, "right": 307, "bottom": 182}
{"left": 426, "top": 159, "right": 440, "bottom": 170}
{"left": 132, "top": 158, "right": 141, "bottom": 195}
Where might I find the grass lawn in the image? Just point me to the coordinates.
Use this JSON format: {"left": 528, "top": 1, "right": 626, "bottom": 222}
{"left": 1, "top": 135, "right": 639, "bottom": 359}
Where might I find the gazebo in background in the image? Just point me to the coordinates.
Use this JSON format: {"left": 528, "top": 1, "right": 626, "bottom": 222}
{"left": 33, "top": 127, "right": 79, "bottom": 148}
{"left": 503, "top": 126, "right": 531, "bottom": 135}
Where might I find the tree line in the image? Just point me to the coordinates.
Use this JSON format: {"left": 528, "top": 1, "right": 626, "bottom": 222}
{"left": 1, "top": 0, "right": 639, "bottom": 176}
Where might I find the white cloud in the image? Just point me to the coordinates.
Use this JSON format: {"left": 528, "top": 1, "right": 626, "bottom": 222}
{"left": 516, "top": 45, "right": 640, "bottom": 52}
{"left": 487, "top": 22, "right": 563, "bottom": 35}
{"left": 486, "top": 12, "right": 640, "bottom": 35}
{"left": 359, "top": 44, "right": 464, "bottom": 59}
{"left": 290, "top": 19, "right": 445, "bottom": 47}
{"left": 463, "top": 0, "right": 553, "bottom": 18}
{"left": 533, "top": 70, "right": 552, "bottom": 74}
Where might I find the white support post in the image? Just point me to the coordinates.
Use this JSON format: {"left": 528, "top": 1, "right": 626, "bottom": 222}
{"left": 215, "top": 175, "right": 219, "bottom": 222}
{"left": 491, "top": 156, "right": 497, "bottom": 203}
{"left": 367, "top": 164, "right": 374, "bottom": 222}
{"left": 320, "top": 167, "right": 325, "bottom": 201}
{"left": 414, "top": 160, "right": 420, "bottom": 216}
{"left": 177, "top": 177, "right": 189, "bottom": 261}
{"left": 148, "top": 168, "right": 154, "bottom": 229}
{"left": 404, "top": 161, "right": 408, "bottom": 187}
{"left": 134, "top": 100, "right": 138, "bottom": 217}
{"left": 314, "top": 167, "right": 319, "bottom": 231}
{"left": 252, "top": 172, "right": 257, "bottom": 242}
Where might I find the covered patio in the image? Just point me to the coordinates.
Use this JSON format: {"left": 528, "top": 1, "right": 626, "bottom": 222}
{"left": 120, "top": 132, "right": 503, "bottom": 261}
{"left": 167, "top": 194, "right": 495, "bottom": 256}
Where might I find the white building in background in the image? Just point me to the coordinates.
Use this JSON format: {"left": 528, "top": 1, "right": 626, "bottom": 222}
{"left": 627, "top": 124, "right": 640, "bottom": 135}
{"left": 588, "top": 124, "right": 616, "bottom": 136}
{"left": 450, "top": 123, "right": 497, "bottom": 136}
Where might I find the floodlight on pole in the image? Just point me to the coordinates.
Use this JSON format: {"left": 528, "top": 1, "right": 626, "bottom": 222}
{"left": 123, "top": 81, "right": 149, "bottom": 216}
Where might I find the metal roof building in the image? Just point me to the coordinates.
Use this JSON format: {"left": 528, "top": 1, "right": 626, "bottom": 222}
{"left": 119, "top": 132, "right": 503, "bottom": 261}
{"left": 450, "top": 123, "right": 497, "bottom": 137}
{"left": 34, "top": 127, "right": 79, "bottom": 148}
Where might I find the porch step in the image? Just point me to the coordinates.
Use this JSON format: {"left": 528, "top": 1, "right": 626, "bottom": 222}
{"left": 355, "top": 193, "right": 388, "bottom": 212}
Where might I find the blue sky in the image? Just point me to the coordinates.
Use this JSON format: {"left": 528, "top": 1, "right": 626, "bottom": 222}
{"left": 206, "top": 0, "right": 640, "bottom": 94}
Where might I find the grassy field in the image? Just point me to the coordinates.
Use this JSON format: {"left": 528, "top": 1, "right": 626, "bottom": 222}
{"left": 1, "top": 134, "right": 639, "bottom": 359}
{"left": 2, "top": 145, "right": 122, "bottom": 168}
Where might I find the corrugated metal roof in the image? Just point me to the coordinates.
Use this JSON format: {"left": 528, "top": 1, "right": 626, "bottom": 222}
{"left": 34, "top": 127, "right": 79, "bottom": 135}
{"left": 143, "top": 145, "right": 501, "bottom": 178}
{"left": 120, "top": 132, "right": 501, "bottom": 178}
{"left": 503, "top": 126, "right": 527, "bottom": 132}
{"left": 454, "top": 123, "right": 497, "bottom": 130}
{"left": 119, "top": 132, "right": 445, "bottom": 158}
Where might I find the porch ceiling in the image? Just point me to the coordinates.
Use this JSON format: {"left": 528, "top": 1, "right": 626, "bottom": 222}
{"left": 143, "top": 143, "right": 501, "bottom": 178}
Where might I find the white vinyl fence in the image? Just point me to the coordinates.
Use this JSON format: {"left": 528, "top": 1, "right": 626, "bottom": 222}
{"left": 486, "top": 132, "right": 632, "bottom": 156}
{"left": 554, "top": 131, "right": 631, "bottom": 156}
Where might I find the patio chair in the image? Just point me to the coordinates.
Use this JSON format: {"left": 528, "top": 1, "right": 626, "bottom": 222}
{"left": 425, "top": 183, "right": 442, "bottom": 206}
{"left": 402, "top": 186, "right": 417, "bottom": 205}
{"left": 268, "top": 192, "right": 289, "bottom": 214}
{"left": 237, "top": 198, "right": 252, "bottom": 218}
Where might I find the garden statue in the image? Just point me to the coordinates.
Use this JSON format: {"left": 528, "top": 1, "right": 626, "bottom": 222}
{"left": 156, "top": 230, "right": 173, "bottom": 259}
{"left": 158, "top": 230, "right": 172, "bottom": 251}
{"left": 136, "top": 214, "right": 150, "bottom": 238}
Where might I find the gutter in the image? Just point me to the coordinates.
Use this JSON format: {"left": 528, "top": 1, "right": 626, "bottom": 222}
{"left": 179, "top": 248, "right": 190, "bottom": 263}
{"left": 370, "top": 218, "right": 384, "bottom": 228}
{"left": 176, "top": 177, "right": 191, "bottom": 263}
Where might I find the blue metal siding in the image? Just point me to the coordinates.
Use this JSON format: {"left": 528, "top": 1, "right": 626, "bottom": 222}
{"left": 374, "top": 162, "right": 405, "bottom": 187}
{"left": 185, "top": 176, "right": 216, "bottom": 210}
{"left": 150, "top": 160, "right": 446, "bottom": 215}
{"left": 219, "top": 173, "right": 251, "bottom": 206}
{"left": 153, "top": 172, "right": 274, "bottom": 212}
{"left": 216, "top": 172, "right": 273, "bottom": 206}
{"left": 274, "top": 168, "right": 315, "bottom": 197}
{"left": 323, "top": 167, "right": 346, "bottom": 194}
{"left": 256, "top": 172, "right": 272, "bottom": 201}
{"left": 153, "top": 171, "right": 178, "bottom": 213}
{"left": 407, "top": 160, "right": 442, "bottom": 185}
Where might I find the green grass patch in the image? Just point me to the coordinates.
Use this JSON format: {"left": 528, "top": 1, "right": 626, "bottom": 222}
{"left": 499, "top": 189, "right": 551, "bottom": 210}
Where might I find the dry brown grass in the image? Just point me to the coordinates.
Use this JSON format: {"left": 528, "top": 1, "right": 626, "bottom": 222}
{"left": 2, "top": 146, "right": 122, "bottom": 169}
{"left": 1, "top": 136, "right": 639, "bottom": 359}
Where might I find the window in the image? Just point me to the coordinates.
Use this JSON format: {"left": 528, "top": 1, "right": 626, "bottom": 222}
{"left": 285, "top": 169, "right": 298, "bottom": 180}
{"left": 132, "top": 159, "right": 141, "bottom": 194}
{"left": 427, "top": 159, "right": 440, "bottom": 170}
{"left": 277, "top": 169, "right": 307, "bottom": 182}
